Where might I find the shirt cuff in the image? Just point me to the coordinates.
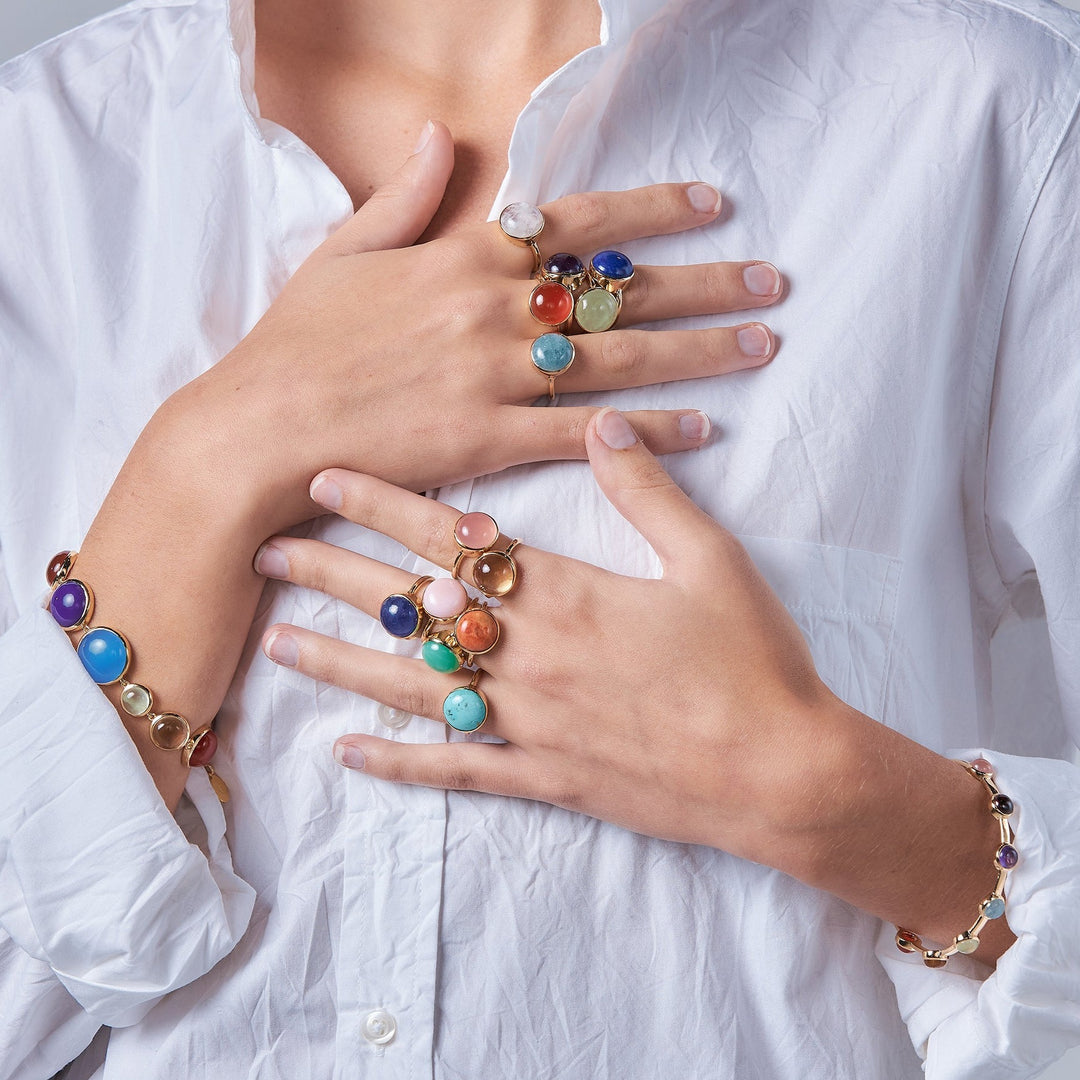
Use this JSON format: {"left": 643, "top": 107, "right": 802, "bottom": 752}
{"left": 0, "top": 605, "right": 255, "bottom": 1026}
{"left": 876, "top": 749, "right": 1080, "bottom": 1078}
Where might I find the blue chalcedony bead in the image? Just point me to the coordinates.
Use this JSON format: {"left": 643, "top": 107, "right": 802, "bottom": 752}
{"left": 443, "top": 687, "right": 487, "bottom": 732}
{"left": 380, "top": 594, "right": 420, "bottom": 638}
{"left": 77, "top": 627, "right": 129, "bottom": 684}
{"left": 531, "top": 333, "right": 575, "bottom": 374}
{"left": 982, "top": 896, "right": 1006, "bottom": 920}
{"left": 50, "top": 579, "right": 91, "bottom": 628}
{"left": 591, "top": 249, "right": 634, "bottom": 280}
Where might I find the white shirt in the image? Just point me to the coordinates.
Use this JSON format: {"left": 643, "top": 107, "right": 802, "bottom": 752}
{"left": 1, "top": 0, "right": 1080, "bottom": 1076}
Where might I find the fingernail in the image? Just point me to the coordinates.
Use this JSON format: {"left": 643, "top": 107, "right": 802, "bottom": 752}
{"left": 736, "top": 323, "right": 772, "bottom": 358}
{"left": 413, "top": 120, "right": 435, "bottom": 154}
{"left": 596, "top": 408, "right": 638, "bottom": 449}
{"left": 310, "top": 474, "right": 343, "bottom": 511}
{"left": 254, "top": 543, "right": 290, "bottom": 579}
{"left": 265, "top": 629, "right": 299, "bottom": 667}
{"left": 687, "top": 183, "right": 722, "bottom": 214}
{"left": 333, "top": 741, "right": 367, "bottom": 770}
{"left": 679, "top": 411, "right": 711, "bottom": 442}
{"left": 743, "top": 262, "right": 781, "bottom": 297}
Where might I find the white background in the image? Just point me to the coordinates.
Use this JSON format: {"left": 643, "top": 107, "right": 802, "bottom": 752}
{"left": 2, "top": 3, "right": 1079, "bottom": 1079}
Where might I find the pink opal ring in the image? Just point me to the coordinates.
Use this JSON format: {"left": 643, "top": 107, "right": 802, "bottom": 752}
{"left": 452, "top": 512, "right": 520, "bottom": 597}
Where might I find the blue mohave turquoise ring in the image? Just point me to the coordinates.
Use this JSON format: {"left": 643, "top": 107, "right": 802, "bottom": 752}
{"left": 380, "top": 575, "right": 433, "bottom": 639}
{"left": 443, "top": 670, "right": 488, "bottom": 732}
{"left": 588, "top": 249, "right": 634, "bottom": 293}
{"left": 531, "top": 332, "right": 576, "bottom": 399}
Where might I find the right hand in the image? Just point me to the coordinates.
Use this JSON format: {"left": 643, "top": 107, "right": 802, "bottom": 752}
{"left": 174, "top": 121, "right": 784, "bottom": 536}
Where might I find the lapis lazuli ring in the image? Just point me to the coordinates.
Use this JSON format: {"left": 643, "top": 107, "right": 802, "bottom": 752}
{"left": 499, "top": 202, "right": 545, "bottom": 274}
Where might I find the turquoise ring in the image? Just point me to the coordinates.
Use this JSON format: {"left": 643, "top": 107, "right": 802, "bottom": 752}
{"left": 443, "top": 669, "right": 488, "bottom": 732}
{"left": 531, "top": 333, "right": 575, "bottom": 399}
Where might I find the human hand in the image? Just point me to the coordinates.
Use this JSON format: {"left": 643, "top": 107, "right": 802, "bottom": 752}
{"left": 255, "top": 406, "right": 836, "bottom": 863}
{"left": 177, "top": 122, "right": 784, "bottom": 538}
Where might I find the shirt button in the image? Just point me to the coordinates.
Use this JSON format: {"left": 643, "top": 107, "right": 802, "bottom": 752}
{"left": 377, "top": 704, "right": 411, "bottom": 730}
{"left": 362, "top": 1009, "right": 397, "bottom": 1046}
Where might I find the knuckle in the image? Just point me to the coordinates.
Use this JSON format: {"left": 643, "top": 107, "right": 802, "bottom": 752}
{"left": 600, "top": 332, "right": 646, "bottom": 382}
{"left": 396, "top": 673, "right": 438, "bottom": 720}
{"left": 436, "top": 764, "right": 477, "bottom": 791}
{"left": 701, "top": 263, "right": 732, "bottom": 303}
{"left": 562, "top": 192, "right": 610, "bottom": 236}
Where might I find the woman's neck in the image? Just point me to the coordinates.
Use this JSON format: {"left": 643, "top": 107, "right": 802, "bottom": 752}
{"left": 254, "top": 0, "right": 601, "bottom": 228}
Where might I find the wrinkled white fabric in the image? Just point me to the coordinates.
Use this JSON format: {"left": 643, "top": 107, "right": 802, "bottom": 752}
{"left": 1, "top": 0, "right": 1079, "bottom": 1077}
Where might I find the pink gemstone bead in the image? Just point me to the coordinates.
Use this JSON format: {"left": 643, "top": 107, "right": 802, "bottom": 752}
{"left": 424, "top": 577, "right": 468, "bottom": 620}
{"left": 455, "top": 512, "right": 499, "bottom": 552}
{"left": 971, "top": 757, "right": 994, "bottom": 775}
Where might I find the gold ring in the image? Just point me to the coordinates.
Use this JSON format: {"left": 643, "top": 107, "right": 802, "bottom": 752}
{"left": 499, "top": 202, "right": 545, "bottom": 275}
{"left": 452, "top": 512, "right": 520, "bottom": 597}
{"left": 531, "top": 333, "right": 575, "bottom": 400}
{"left": 442, "top": 668, "right": 489, "bottom": 733}
{"left": 379, "top": 574, "right": 433, "bottom": 639}
{"left": 538, "top": 252, "right": 588, "bottom": 292}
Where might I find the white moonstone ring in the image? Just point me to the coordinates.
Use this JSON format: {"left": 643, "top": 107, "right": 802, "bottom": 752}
{"left": 499, "top": 201, "right": 545, "bottom": 273}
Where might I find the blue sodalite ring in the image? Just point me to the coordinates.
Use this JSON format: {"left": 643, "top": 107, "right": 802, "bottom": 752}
{"left": 379, "top": 575, "right": 434, "bottom": 639}
{"left": 531, "top": 332, "right": 576, "bottom": 399}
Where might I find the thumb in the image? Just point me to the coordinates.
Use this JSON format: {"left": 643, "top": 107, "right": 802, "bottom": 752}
{"left": 585, "top": 407, "right": 716, "bottom": 571}
{"left": 324, "top": 120, "right": 455, "bottom": 255}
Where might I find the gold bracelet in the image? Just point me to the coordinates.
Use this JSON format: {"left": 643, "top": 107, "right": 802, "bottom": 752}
{"left": 46, "top": 550, "right": 229, "bottom": 803}
{"left": 895, "top": 758, "right": 1015, "bottom": 967}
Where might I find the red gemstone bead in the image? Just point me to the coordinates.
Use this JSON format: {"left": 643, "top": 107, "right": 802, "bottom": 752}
{"left": 529, "top": 282, "right": 574, "bottom": 326}
{"left": 188, "top": 728, "right": 219, "bottom": 767}
{"left": 46, "top": 551, "right": 72, "bottom": 586}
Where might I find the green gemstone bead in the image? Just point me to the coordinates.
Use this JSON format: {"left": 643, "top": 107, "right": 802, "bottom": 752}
{"left": 120, "top": 683, "right": 153, "bottom": 717}
{"left": 954, "top": 935, "right": 980, "bottom": 954}
{"left": 422, "top": 639, "right": 461, "bottom": 673}
{"left": 575, "top": 288, "right": 619, "bottom": 333}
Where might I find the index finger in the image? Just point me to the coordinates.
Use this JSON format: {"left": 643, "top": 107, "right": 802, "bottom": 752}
{"left": 308, "top": 470, "right": 540, "bottom": 591}
{"left": 489, "top": 183, "right": 724, "bottom": 272}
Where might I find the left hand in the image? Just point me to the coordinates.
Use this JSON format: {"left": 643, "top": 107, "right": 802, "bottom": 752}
{"left": 256, "top": 408, "right": 854, "bottom": 866}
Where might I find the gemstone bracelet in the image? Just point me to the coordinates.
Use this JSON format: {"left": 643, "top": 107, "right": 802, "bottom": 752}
{"left": 46, "top": 551, "right": 229, "bottom": 803}
{"left": 895, "top": 758, "right": 1015, "bottom": 966}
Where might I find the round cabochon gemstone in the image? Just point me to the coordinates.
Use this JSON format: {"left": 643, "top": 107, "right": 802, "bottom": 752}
{"left": 188, "top": 728, "right": 219, "bottom": 768}
{"left": 77, "top": 627, "right": 129, "bottom": 684}
{"left": 954, "top": 935, "right": 980, "bottom": 955}
{"left": 473, "top": 551, "right": 516, "bottom": 596}
{"left": 590, "top": 249, "right": 634, "bottom": 281}
{"left": 150, "top": 712, "right": 191, "bottom": 751}
{"left": 423, "top": 639, "right": 461, "bottom": 674}
{"left": 46, "top": 551, "right": 72, "bottom": 586}
{"left": 50, "top": 579, "right": 92, "bottom": 629}
{"left": 531, "top": 333, "right": 575, "bottom": 375}
{"left": 544, "top": 252, "right": 585, "bottom": 276}
{"left": 981, "top": 896, "right": 1006, "bottom": 919}
{"left": 499, "top": 202, "right": 544, "bottom": 240}
{"left": 455, "top": 512, "right": 499, "bottom": 551}
{"left": 443, "top": 687, "right": 488, "bottom": 732}
{"left": 530, "top": 282, "right": 575, "bottom": 326}
{"left": 120, "top": 682, "right": 153, "bottom": 717}
{"left": 423, "top": 577, "right": 469, "bottom": 620}
{"left": 575, "top": 288, "right": 619, "bottom": 333}
{"left": 455, "top": 607, "right": 499, "bottom": 654}
{"left": 970, "top": 757, "right": 994, "bottom": 775}
{"left": 996, "top": 844, "right": 1019, "bottom": 870}
{"left": 380, "top": 594, "right": 420, "bottom": 638}
{"left": 991, "top": 793, "right": 1014, "bottom": 817}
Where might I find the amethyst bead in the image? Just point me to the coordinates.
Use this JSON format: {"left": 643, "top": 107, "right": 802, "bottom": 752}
{"left": 996, "top": 843, "right": 1019, "bottom": 870}
{"left": 991, "top": 793, "right": 1014, "bottom": 817}
{"left": 544, "top": 252, "right": 585, "bottom": 276}
{"left": 50, "top": 579, "right": 91, "bottom": 629}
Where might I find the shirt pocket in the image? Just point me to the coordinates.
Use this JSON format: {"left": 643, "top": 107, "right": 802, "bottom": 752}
{"left": 738, "top": 534, "right": 902, "bottom": 722}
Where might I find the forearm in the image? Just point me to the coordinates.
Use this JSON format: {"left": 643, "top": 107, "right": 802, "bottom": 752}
{"left": 68, "top": 388, "right": 276, "bottom": 810}
{"left": 762, "top": 698, "right": 1016, "bottom": 964}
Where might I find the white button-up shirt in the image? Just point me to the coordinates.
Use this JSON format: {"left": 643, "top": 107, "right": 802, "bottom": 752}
{"left": 2, "top": 0, "right": 1080, "bottom": 1077}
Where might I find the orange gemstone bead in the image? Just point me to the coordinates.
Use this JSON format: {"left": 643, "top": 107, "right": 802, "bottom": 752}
{"left": 529, "top": 282, "right": 574, "bottom": 326}
{"left": 456, "top": 607, "right": 500, "bottom": 655}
